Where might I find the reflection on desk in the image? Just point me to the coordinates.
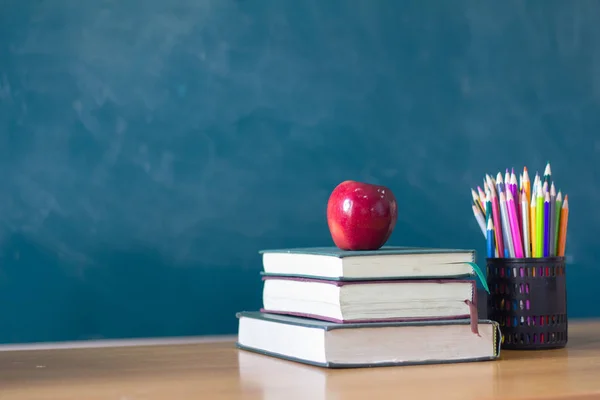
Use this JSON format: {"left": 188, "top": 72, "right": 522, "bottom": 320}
{"left": 1, "top": 320, "right": 600, "bottom": 400}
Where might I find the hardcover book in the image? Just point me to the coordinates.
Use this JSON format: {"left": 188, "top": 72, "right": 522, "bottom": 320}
{"left": 260, "top": 276, "right": 479, "bottom": 324}
{"left": 236, "top": 311, "right": 501, "bottom": 368}
{"left": 260, "top": 246, "right": 477, "bottom": 281}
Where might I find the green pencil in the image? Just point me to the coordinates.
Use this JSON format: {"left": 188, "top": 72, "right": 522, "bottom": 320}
{"left": 543, "top": 162, "right": 552, "bottom": 184}
{"left": 485, "top": 191, "right": 492, "bottom": 224}
{"left": 536, "top": 183, "right": 544, "bottom": 257}
{"left": 554, "top": 191, "right": 563, "bottom": 255}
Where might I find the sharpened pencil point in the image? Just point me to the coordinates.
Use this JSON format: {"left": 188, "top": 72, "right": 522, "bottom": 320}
{"left": 544, "top": 162, "right": 552, "bottom": 177}
{"left": 471, "top": 163, "right": 568, "bottom": 261}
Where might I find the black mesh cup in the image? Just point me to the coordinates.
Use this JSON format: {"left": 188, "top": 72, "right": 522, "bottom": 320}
{"left": 486, "top": 257, "right": 567, "bottom": 350}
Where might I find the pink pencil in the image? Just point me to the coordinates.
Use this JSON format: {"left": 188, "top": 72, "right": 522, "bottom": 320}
{"left": 506, "top": 190, "right": 524, "bottom": 258}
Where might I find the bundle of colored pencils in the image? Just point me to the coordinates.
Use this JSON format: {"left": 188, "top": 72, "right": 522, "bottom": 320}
{"left": 470, "top": 162, "right": 569, "bottom": 259}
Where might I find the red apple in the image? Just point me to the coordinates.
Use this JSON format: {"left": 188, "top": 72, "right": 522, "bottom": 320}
{"left": 326, "top": 180, "right": 398, "bottom": 251}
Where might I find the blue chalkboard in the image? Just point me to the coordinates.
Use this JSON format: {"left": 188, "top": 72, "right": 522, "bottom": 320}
{"left": 0, "top": 0, "right": 598, "bottom": 344}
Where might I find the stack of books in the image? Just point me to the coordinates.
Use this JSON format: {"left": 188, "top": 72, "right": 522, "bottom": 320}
{"left": 236, "top": 247, "right": 501, "bottom": 368}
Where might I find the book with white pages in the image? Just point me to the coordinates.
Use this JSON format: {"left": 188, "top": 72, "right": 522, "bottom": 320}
{"left": 236, "top": 311, "right": 501, "bottom": 369}
{"left": 260, "top": 246, "right": 478, "bottom": 281}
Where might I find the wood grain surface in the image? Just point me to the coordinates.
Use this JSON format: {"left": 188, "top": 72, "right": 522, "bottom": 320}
{"left": 1, "top": 320, "right": 600, "bottom": 400}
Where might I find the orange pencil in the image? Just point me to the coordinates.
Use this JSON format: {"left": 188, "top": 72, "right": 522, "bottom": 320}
{"left": 523, "top": 167, "right": 531, "bottom": 206}
{"left": 557, "top": 195, "right": 569, "bottom": 256}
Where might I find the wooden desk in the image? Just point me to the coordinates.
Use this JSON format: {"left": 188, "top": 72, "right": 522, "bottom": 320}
{"left": 1, "top": 320, "right": 600, "bottom": 400}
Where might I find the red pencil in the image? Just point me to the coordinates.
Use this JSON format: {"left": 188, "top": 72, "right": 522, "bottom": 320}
{"left": 487, "top": 175, "right": 505, "bottom": 258}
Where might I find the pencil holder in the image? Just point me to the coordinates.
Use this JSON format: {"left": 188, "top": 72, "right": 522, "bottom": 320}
{"left": 486, "top": 257, "right": 567, "bottom": 350}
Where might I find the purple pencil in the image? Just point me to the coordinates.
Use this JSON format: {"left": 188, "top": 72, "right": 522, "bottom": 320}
{"left": 543, "top": 192, "right": 551, "bottom": 257}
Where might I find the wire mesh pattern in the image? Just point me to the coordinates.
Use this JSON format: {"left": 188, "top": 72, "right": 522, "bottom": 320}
{"left": 487, "top": 257, "right": 567, "bottom": 350}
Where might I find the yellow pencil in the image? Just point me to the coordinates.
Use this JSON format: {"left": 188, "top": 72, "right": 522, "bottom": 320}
{"left": 536, "top": 184, "right": 544, "bottom": 257}
{"left": 471, "top": 188, "right": 484, "bottom": 216}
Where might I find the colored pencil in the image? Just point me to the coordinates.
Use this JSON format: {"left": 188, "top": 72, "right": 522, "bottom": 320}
{"left": 521, "top": 190, "right": 531, "bottom": 257}
{"left": 533, "top": 176, "right": 540, "bottom": 253}
{"left": 484, "top": 191, "right": 498, "bottom": 256}
{"left": 543, "top": 162, "right": 552, "bottom": 185}
{"left": 472, "top": 204, "right": 486, "bottom": 237}
{"left": 506, "top": 190, "right": 524, "bottom": 258}
{"left": 554, "top": 191, "right": 563, "bottom": 255}
{"left": 523, "top": 167, "right": 530, "bottom": 203}
{"left": 519, "top": 174, "right": 523, "bottom": 195}
{"left": 470, "top": 163, "right": 568, "bottom": 259}
{"left": 530, "top": 189, "right": 537, "bottom": 257}
{"left": 499, "top": 192, "right": 515, "bottom": 257}
{"left": 477, "top": 186, "right": 486, "bottom": 207}
{"left": 472, "top": 188, "right": 484, "bottom": 216}
{"left": 510, "top": 171, "right": 521, "bottom": 234}
{"left": 487, "top": 175, "right": 505, "bottom": 258}
{"left": 486, "top": 218, "right": 495, "bottom": 258}
{"left": 557, "top": 195, "right": 569, "bottom": 256}
{"left": 549, "top": 183, "right": 557, "bottom": 256}
{"left": 496, "top": 172, "right": 505, "bottom": 197}
{"left": 536, "top": 184, "right": 544, "bottom": 257}
{"left": 485, "top": 191, "right": 492, "bottom": 224}
{"left": 519, "top": 173, "right": 523, "bottom": 192}
{"left": 523, "top": 167, "right": 531, "bottom": 252}
{"left": 543, "top": 192, "right": 551, "bottom": 257}
{"left": 496, "top": 173, "right": 512, "bottom": 257}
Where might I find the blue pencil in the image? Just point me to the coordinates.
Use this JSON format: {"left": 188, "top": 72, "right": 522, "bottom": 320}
{"left": 486, "top": 218, "right": 495, "bottom": 258}
{"left": 543, "top": 192, "right": 551, "bottom": 257}
{"left": 495, "top": 172, "right": 505, "bottom": 196}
